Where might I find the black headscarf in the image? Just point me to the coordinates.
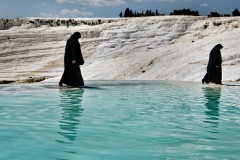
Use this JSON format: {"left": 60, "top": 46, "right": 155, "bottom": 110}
{"left": 215, "top": 44, "right": 223, "bottom": 49}
{"left": 65, "top": 31, "right": 81, "bottom": 54}
{"left": 210, "top": 44, "right": 223, "bottom": 56}
{"left": 213, "top": 44, "right": 223, "bottom": 51}
{"left": 70, "top": 32, "right": 81, "bottom": 40}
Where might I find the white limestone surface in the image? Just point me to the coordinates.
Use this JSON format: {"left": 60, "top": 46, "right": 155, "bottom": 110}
{"left": 0, "top": 16, "right": 240, "bottom": 82}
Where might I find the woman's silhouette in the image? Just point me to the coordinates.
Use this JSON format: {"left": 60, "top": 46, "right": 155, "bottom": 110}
{"left": 59, "top": 32, "right": 84, "bottom": 87}
{"left": 202, "top": 44, "right": 223, "bottom": 85}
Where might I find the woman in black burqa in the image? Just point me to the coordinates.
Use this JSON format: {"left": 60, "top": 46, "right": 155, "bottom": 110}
{"left": 59, "top": 32, "right": 84, "bottom": 87}
{"left": 202, "top": 44, "right": 223, "bottom": 85}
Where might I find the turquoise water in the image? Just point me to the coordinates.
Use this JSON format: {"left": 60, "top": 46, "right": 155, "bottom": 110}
{"left": 0, "top": 81, "right": 240, "bottom": 160}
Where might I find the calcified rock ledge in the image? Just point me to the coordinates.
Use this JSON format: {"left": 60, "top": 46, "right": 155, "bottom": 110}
{"left": 1, "top": 16, "right": 240, "bottom": 83}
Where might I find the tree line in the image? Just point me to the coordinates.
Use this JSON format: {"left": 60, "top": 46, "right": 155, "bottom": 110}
{"left": 119, "top": 8, "right": 198, "bottom": 17}
{"left": 232, "top": 8, "right": 240, "bottom": 16}
{"left": 169, "top": 9, "right": 199, "bottom": 16}
{"left": 119, "top": 8, "right": 240, "bottom": 18}
{"left": 210, "top": 8, "right": 240, "bottom": 17}
{"left": 119, "top": 8, "right": 164, "bottom": 18}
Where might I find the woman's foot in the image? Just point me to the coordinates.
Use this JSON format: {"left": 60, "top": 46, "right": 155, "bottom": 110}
{"left": 59, "top": 82, "right": 63, "bottom": 86}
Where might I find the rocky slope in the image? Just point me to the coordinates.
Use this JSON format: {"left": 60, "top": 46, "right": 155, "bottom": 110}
{"left": 0, "top": 16, "right": 240, "bottom": 82}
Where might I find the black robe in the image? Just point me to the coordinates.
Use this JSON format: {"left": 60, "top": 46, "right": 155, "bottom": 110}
{"left": 60, "top": 38, "right": 84, "bottom": 86}
{"left": 202, "top": 44, "right": 223, "bottom": 84}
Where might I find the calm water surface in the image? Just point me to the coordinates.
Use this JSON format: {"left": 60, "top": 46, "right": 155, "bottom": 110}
{"left": 0, "top": 81, "right": 240, "bottom": 160}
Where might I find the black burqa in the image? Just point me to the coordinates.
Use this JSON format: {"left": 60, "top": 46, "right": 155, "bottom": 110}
{"left": 60, "top": 32, "right": 84, "bottom": 86}
{"left": 202, "top": 44, "right": 223, "bottom": 84}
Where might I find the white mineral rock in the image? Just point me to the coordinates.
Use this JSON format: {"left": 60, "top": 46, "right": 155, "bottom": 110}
{"left": 0, "top": 16, "right": 240, "bottom": 82}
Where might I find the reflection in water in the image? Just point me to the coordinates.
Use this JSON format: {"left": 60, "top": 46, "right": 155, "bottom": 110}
{"left": 203, "top": 87, "right": 221, "bottom": 128}
{"left": 56, "top": 88, "right": 84, "bottom": 144}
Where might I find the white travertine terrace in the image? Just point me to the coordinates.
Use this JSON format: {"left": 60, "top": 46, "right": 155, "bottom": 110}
{"left": 0, "top": 16, "right": 240, "bottom": 82}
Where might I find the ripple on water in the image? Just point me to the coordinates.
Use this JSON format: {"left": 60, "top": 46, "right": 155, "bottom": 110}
{"left": 0, "top": 81, "right": 240, "bottom": 160}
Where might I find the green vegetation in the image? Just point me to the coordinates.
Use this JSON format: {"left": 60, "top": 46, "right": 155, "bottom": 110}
{"left": 232, "top": 8, "right": 240, "bottom": 16}
{"left": 119, "top": 8, "right": 240, "bottom": 18}
{"left": 119, "top": 8, "right": 164, "bottom": 18}
{"left": 169, "top": 9, "right": 199, "bottom": 16}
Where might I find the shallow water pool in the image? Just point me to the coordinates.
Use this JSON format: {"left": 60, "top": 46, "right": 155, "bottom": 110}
{"left": 0, "top": 81, "right": 240, "bottom": 160}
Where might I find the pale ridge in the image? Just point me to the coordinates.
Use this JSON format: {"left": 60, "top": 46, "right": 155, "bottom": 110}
{"left": 0, "top": 16, "right": 240, "bottom": 82}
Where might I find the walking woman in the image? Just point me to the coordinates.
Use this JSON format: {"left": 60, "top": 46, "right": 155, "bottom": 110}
{"left": 59, "top": 32, "right": 84, "bottom": 87}
{"left": 202, "top": 44, "right": 223, "bottom": 85}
